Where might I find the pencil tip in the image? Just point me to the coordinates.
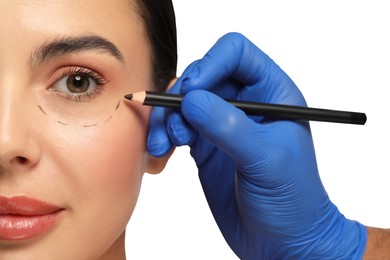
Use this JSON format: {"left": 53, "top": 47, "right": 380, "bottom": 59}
{"left": 124, "top": 94, "right": 133, "bottom": 100}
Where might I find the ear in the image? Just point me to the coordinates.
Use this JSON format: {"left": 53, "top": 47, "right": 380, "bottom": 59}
{"left": 145, "top": 148, "right": 175, "bottom": 174}
{"left": 145, "top": 77, "right": 178, "bottom": 174}
{"left": 167, "top": 77, "right": 178, "bottom": 90}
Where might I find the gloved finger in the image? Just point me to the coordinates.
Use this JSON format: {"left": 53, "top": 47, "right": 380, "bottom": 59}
{"left": 147, "top": 62, "right": 199, "bottom": 157}
{"left": 181, "top": 32, "right": 306, "bottom": 106}
{"left": 181, "top": 89, "right": 272, "bottom": 167}
{"left": 166, "top": 112, "right": 197, "bottom": 147}
{"left": 147, "top": 106, "right": 174, "bottom": 157}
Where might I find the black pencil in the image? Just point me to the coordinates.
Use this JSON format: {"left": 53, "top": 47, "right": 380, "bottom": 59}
{"left": 124, "top": 91, "right": 367, "bottom": 125}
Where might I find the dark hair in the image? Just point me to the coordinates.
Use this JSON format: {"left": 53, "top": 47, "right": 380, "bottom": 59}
{"left": 132, "top": 0, "right": 177, "bottom": 91}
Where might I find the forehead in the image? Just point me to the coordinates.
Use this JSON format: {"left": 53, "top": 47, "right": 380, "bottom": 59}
{"left": 1, "top": 0, "right": 136, "bottom": 30}
{"left": 0, "top": 0, "right": 145, "bottom": 62}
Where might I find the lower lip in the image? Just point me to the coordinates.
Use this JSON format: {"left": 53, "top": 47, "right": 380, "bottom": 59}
{"left": 0, "top": 210, "right": 63, "bottom": 241}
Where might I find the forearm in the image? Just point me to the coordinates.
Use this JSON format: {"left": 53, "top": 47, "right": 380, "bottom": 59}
{"left": 363, "top": 227, "right": 390, "bottom": 259}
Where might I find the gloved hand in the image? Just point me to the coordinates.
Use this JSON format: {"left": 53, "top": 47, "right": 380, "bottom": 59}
{"left": 148, "top": 32, "right": 367, "bottom": 259}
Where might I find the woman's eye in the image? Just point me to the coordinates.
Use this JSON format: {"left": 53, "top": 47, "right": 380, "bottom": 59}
{"left": 50, "top": 68, "right": 108, "bottom": 102}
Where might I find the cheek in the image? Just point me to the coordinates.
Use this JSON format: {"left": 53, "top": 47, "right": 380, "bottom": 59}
{"left": 51, "top": 110, "right": 147, "bottom": 190}
{"left": 52, "top": 106, "right": 148, "bottom": 202}
{"left": 41, "top": 104, "right": 149, "bottom": 253}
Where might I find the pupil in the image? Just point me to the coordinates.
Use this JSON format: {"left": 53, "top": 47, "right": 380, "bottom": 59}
{"left": 73, "top": 76, "right": 83, "bottom": 88}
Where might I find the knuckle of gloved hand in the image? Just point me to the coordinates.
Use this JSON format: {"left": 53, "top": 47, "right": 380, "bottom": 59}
{"left": 206, "top": 110, "right": 249, "bottom": 143}
{"left": 220, "top": 32, "right": 247, "bottom": 45}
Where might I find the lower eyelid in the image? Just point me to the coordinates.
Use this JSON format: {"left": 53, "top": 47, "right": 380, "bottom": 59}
{"left": 68, "top": 88, "right": 104, "bottom": 102}
{"left": 52, "top": 84, "right": 105, "bottom": 102}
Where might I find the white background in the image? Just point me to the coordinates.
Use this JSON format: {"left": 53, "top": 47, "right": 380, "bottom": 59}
{"left": 126, "top": 1, "right": 390, "bottom": 259}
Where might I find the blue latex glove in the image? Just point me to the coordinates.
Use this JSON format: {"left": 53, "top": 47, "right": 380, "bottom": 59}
{"left": 148, "top": 33, "right": 367, "bottom": 259}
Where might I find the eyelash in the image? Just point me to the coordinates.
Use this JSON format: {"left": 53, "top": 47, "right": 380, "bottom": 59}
{"left": 53, "top": 66, "right": 109, "bottom": 102}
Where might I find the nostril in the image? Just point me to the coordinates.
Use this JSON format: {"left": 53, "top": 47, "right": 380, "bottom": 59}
{"left": 15, "top": 156, "right": 28, "bottom": 165}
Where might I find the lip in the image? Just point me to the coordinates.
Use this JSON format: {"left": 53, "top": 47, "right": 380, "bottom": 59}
{"left": 0, "top": 196, "right": 64, "bottom": 241}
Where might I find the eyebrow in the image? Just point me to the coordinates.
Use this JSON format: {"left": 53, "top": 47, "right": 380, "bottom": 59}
{"left": 30, "top": 35, "right": 124, "bottom": 67}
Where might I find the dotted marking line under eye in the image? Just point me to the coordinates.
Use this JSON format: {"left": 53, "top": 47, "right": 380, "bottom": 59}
{"left": 57, "top": 121, "right": 68, "bottom": 126}
{"left": 38, "top": 105, "right": 48, "bottom": 115}
{"left": 104, "top": 115, "right": 113, "bottom": 123}
{"left": 82, "top": 123, "right": 98, "bottom": 128}
{"left": 115, "top": 100, "right": 121, "bottom": 111}
{"left": 37, "top": 99, "right": 122, "bottom": 128}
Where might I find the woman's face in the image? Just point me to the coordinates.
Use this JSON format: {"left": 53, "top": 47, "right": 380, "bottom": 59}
{"left": 0, "top": 0, "right": 166, "bottom": 258}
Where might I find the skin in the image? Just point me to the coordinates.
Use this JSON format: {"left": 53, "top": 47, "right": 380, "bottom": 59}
{"left": 364, "top": 228, "right": 390, "bottom": 259}
{"left": 0, "top": 0, "right": 169, "bottom": 259}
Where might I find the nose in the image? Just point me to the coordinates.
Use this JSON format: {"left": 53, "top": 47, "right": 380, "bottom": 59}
{"left": 0, "top": 89, "right": 41, "bottom": 172}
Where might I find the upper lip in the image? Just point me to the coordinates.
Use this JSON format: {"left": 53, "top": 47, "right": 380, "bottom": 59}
{"left": 0, "top": 196, "right": 62, "bottom": 216}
